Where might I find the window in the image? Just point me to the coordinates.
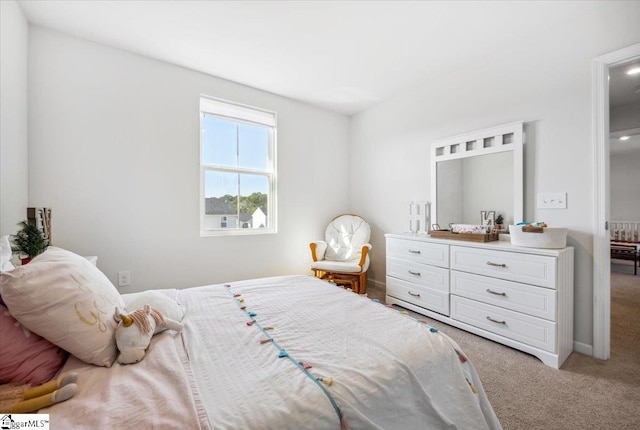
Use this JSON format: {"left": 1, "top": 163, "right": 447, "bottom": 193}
{"left": 200, "top": 96, "right": 277, "bottom": 236}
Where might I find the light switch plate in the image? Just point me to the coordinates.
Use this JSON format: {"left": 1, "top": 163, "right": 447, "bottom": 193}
{"left": 537, "top": 192, "right": 567, "bottom": 209}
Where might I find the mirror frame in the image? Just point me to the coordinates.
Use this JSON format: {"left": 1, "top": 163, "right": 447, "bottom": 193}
{"left": 430, "top": 121, "right": 524, "bottom": 230}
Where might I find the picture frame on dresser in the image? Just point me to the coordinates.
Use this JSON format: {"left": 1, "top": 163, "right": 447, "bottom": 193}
{"left": 480, "top": 210, "right": 495, "bottom": 227}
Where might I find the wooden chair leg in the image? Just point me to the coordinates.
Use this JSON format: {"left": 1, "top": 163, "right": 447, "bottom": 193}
{"left": 312, "top": 270, "right": 369, "bottom": 292}
{"left": 359, "top": 272, "right": 367, "bottom": 294}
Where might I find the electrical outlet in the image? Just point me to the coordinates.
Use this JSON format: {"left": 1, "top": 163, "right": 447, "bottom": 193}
{"left": 118, "top": 271, "right": 131, "bottom": 287}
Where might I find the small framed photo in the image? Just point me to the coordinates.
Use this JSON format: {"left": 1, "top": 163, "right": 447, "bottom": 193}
{"left": 480, "top": 210, "right": 495, "bottom": 226}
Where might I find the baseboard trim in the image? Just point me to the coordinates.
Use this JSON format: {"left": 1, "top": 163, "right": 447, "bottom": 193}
{"left": 367, "top": 278, "right": 385, "bottom": 290}
{"left": 573, "top": 341, "right": 593, "bottom": 357}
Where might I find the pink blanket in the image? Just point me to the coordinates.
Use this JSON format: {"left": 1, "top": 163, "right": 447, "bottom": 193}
{"left": 41, "top": 332, "right": 208, "bottom": 429}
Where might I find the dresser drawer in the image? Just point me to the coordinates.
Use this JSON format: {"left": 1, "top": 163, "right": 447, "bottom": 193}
{"left": 387, "top": 257, "right": 449, "bottom": 292}
{"left": 451, "top": 271, "right": 557, "bottom": 320}
{"left": 450, "top": 246, "right": 557, "bottom": 288}
{"left": 451, "top": 296, "right": 556, "bottom": 352}
{"left": 387, "top": 277, "right": 450, "bottom": 316}
{"left": 387, "top": 238, "right": 449, "bottom": 268}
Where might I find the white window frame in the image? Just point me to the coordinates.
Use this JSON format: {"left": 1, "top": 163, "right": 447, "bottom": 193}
{"left": 199, "top": 96, "right": 277, "bottom": 236}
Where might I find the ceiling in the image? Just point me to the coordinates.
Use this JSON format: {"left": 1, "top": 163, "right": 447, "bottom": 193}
{"left": 16, "top": 0, "right": 638, "bottom": 117}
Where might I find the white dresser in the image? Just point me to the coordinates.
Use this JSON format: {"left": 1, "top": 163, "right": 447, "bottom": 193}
{"left": 385, "top": 233, "right": 574, "bottom": 368}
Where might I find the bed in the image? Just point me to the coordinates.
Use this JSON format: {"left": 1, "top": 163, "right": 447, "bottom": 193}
{"left": 1, "top": 246, "right": 501, "bottom": 429}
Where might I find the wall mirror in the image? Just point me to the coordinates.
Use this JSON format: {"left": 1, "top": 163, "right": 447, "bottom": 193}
{"left": 430, "top": 121, "right": 523, "bottom": 230}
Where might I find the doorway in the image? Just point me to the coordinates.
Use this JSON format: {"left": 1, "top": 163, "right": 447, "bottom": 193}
{"left": 592, "top": 43, "right": 640, "bottom": 361}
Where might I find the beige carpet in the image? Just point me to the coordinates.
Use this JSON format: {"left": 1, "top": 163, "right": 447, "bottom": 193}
{"left": 367, "top": 265, "right": 640, "bottom": 429}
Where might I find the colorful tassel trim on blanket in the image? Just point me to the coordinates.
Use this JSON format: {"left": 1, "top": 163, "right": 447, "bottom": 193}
{"left": 466, "top": 377, "right": 478, "bottom": 393}
{"left": 226, "top": 280, "right": 482, "bottom": 426}
{"left": 341, "top": 415, "right": 349, "bottom": 430}
{"left": 225, "top": 283, "right": 349, "bottom": 429}
{"left": 318, "top": 377, "right": 333, "bottom": 387}
{"left": 373, "top": 296, "right": 479, "bottom": 396}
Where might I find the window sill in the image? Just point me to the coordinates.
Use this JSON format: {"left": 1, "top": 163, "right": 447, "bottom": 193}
{"left": 200, "top": 228, "right": 277, "bottom": 237}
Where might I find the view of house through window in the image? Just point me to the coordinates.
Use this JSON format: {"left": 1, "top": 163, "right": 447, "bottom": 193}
{"left": 200, "top": 97, "right": 276, "bottom": 235}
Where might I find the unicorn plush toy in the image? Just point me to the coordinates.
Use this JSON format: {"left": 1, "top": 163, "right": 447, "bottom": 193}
{"left": 113, "top": 304, "right": 183, "bottom": 364}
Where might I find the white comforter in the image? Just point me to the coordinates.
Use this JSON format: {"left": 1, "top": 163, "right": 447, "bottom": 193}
{"left": 44, "top": 275, "right": 501, "bottom": 429}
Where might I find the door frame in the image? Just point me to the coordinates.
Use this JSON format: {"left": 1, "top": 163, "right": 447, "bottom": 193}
{"left": 592, "top": 43, "right": 640, "bottom": 360}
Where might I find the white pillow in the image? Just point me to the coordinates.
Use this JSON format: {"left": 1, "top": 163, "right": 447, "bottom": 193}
{"left": 0, "top": 235, "right": 15, "bottom": 272}
{"left": 324, "top": 216, "right": 371, "bottom": 262}
{"left": 121, "top": 290, "right": 185, "bottom": 322}
{"left": 0, "top": 247, "right": 124, "bottom": 367}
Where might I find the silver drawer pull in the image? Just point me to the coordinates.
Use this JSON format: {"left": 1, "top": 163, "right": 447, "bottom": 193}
{"left": 486, "top": 289, "right": 507, "bottom": 296}
{"left": 408, "top": 291, "right": 421, "bottom": 297}
{"left": 486, "top": 261, "right": 507, "bottom": 268}
{"left": 408, "top": 270, "right": 421, "bottom": 276}
{"left": 486, "top": 316, "right": 506, "bottom": 324}
{"left": 408, "top": 249, "right": 421, "bottom": 254}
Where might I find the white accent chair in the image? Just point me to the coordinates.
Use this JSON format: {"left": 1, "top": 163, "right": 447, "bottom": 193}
{"left": 309, "top": 214, "right": 372, "bottom": 293}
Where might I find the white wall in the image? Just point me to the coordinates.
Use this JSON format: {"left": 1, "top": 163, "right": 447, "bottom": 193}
{"left": 28, "top": 26, "right": 350, "bottom": 291}
{"left": 0, "top": 0, "right": 29, "bottom": 237}
{"left": 349, "top": 3, "right": 640, "bottom": 349}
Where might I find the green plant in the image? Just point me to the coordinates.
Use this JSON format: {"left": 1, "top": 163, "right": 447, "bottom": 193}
{"left": 495, "top": 214, "right": 504, "bottom": 225}
{"left": 11, "top": 220, "right": 49, "bottom": 259}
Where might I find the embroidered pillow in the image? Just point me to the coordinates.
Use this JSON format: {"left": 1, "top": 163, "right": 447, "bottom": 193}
{"left": 0, "top": 247, "right": 124, "bottom": 367}
{"left": 0, "top": 304, "right": 67, "bottom": 385}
